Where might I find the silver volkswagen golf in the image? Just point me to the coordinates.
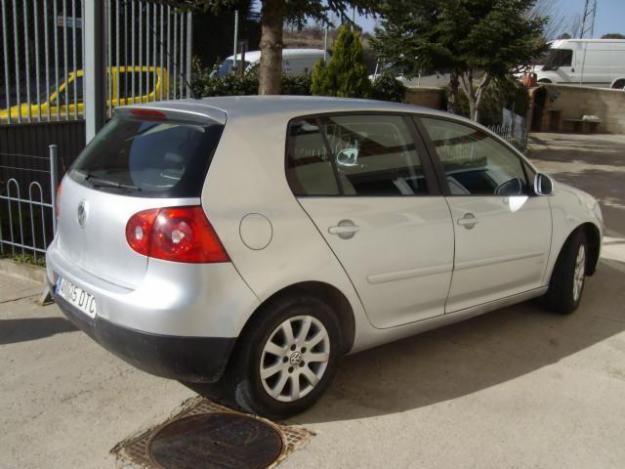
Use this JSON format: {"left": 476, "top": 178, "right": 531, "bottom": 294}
{"left": 47, "top": 96, "right": 603, "bottom": 418}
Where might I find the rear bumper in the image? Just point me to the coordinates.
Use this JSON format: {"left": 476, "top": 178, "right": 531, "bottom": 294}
{"left": 52, "top": 284, "right": 235, "bottom": 383}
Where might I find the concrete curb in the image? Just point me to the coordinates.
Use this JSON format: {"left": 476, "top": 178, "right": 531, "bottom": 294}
{"left": 0, "top": 258, "right": 46, "bottom": 284}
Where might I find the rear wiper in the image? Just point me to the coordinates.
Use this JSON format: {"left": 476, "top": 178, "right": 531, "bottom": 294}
{"left": 83, "top": 173, "right": 142, "bottom": 192}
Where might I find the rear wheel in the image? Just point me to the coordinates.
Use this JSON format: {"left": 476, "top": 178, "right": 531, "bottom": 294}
{"left": 543, "top": 230, "right": 587, "bottom": 314}
{"left": 612, "top": 79, "right": 625, "bottom": 90}
{"left": 228, "top": 295, "right": 342, "bottom": 419}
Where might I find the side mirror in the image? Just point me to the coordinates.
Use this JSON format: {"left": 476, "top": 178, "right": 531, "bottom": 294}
{"left": 534, "top": 173, "right": 553, "bottom": 196}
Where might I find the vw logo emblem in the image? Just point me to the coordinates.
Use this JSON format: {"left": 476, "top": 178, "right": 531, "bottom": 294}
{"left": 77, "top": 200, "right": 88, "bottom": 228}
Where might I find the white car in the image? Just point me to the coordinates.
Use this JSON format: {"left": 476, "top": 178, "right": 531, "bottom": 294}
{"left": 214, "top": 48, "right": 326, "bottom": 77}
{"left": 47, "top": 96, "right": 603, "bottom": 418}
{"left": 533, "top": 38, "right": 625, "bottom": 89}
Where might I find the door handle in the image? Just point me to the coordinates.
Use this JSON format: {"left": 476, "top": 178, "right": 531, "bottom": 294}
{"left": 328, "top": 219, "right": 359, "bottom": 239}
{"left": 457, "top": 213, "right": 478, "bottom": 230}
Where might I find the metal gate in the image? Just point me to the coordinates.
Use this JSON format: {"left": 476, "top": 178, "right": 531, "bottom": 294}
{"left": 1, "top": 0, "right": 192, "bottom": 124}
{"left": 1, "top": 0, "right": 193, "bottom": 258}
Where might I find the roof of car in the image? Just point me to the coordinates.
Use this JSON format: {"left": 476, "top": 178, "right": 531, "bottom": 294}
{"left": 130, "top": 95, "right": 449, "bottom": 125}
{"left": 225, "top": 48, "right": 326, "bottom": 62}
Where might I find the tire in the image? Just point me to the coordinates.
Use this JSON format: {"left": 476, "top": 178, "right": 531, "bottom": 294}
{"left": 543, "top": 230, "right": 587, "bottom": 314}
{"left": 227, "top": 294, "right": 342, "bottom": 419}
{"left": 612, "top": 79, "right": 625, "bottom": 90}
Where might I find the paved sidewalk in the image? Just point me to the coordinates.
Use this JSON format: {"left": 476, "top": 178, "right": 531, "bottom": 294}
{"left": 2, "top": 132, "right": 625, "bottom": 468}
{"left": 0, "top": 273, "right": 195, "bottom": 469}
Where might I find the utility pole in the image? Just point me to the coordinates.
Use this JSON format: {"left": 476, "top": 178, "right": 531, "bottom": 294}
{"left": 233, "top": 10, "right": 239, "bottom": 68}
{"left": 84, "top": 0, "right": 106, "bottom": 142}
{"left": 579, "top": 0, "right": 598, "bottom": 86}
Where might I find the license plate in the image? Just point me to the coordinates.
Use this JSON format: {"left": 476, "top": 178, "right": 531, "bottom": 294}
{"left": 56, "top": 277, "right": 97, "bottom": 318}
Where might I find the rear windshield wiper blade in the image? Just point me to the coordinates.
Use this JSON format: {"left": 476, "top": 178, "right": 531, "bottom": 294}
{"left": 82, "top": 172, "right": 142, "bottom": 191}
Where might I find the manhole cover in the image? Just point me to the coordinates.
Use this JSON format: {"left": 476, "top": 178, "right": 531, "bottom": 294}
{"left": 148, "top": 412, "right": 284, "bottom": 469}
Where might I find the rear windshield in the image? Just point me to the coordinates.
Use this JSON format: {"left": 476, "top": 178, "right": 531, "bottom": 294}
{"left": 69, "top": 115, "right": 223, "bottom": 197}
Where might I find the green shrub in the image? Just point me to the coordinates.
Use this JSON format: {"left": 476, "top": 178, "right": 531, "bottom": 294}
{"left": 371, "top": 72, "right": 406, "bottom": 103}
{"left": 311, "top": 25, "right": 371, "bottom": 98}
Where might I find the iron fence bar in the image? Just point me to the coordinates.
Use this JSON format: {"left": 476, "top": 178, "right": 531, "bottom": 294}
{"left": 53, "top": 0, "right": 59, "bottom": 120}
{"left": 172, "top": 11, "right": 177, "bottom": 99}
{"left": 166, "top": 4, "right": 171, "bottom": 100}
{"left": 186, "top": 11, "right": 192, "bottom": 98}
{"left": 115, "top": 0, "right": 120, "bottom": 110}
{"left": 23, "top": 0, "right": 32, "bottom": 121}
{"left": 0, "top": 165, "right": 52, "bottom": 173}
{"left": 62, "top": 0, "right": 69, "bottom": 120}
{"left": 72, "top": 0, "right": 78, "bottom": 119}
{"left": 11, "top": 0, "right": 21, "bottom": 123}
{"left": 131, "top": 0, "right": 135, "bottom": 101}
{"left": 34, "top": 0, "right": 42, "bottom": 121}
{"left": 0, "top": 195, "right": 53, "bottom": 207}
{"left": 1, "top": 0, "right": 11, "bottom": 124}
{"left": 152, "top": 2, "right": 157, "bottom": 101}
{"left": 145, "top": 1, "right": 150, "bottom": 101}
{"left": 44, "top": 0, "right": 51, "bottom": 120}
{"left": 159, "top": 2, "right": 164, "bottom": 101}
{"left": 124, "top": 0, "right": 128, "bottom": 104}
{"left": 28, "top": 181, "right": 45, "bottom": 261}
{"left": 138, "top": 1, "right": 143, "bottom": 100}
{"left": 179, "top": 11, "right": 184, "bottom": 99}
{"left": 0, "top": 239, "right": 47, "bottom": 254}
{"left": 49, "top": 144, "right": 58, "bottom": 234}
{"left": 106, "top": 0, "right": 112, "bottom": 117}
{"left": 6, "top": 179, "right": 25, "bottom": 255}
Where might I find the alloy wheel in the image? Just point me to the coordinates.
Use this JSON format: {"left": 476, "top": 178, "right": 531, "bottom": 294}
{"left": 259, "top": 315, "right": 330, "bottom": 403}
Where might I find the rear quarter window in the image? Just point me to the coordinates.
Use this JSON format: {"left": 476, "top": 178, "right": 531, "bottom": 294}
{"left": 69, "top": 115, "right": 223, "bottom": 197}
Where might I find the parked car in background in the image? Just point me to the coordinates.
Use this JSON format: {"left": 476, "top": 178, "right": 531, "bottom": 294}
{"left": 214, "top": 49, "right": 326, "bottom": 77}
{"left": 533, "top": 39, "right": 625, "bottom": 89}
{"left": 0, "top": 66, "right": 168, "bottom": 122}
{"left": 48, "top": 96, "right": 603, "bottom": 418}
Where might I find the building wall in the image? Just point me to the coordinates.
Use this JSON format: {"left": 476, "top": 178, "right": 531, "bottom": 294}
{"left": 541, "top": 84, "right": 625, "bottom": 134}
{"left": 404, "top": 87, "right": 444, "bottom": 110}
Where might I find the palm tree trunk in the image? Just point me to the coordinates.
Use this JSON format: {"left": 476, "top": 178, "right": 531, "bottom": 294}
{"left": 258, "top": 0, "right": 284, "bottom": 95}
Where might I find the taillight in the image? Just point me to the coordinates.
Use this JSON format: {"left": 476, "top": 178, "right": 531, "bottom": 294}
{"left": 125, "top": 206, "right": 229, "bottom": 263}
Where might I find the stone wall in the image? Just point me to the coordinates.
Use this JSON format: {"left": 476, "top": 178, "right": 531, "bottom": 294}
{"left": 541, "top": 84, "right": 625, "bottom": 134}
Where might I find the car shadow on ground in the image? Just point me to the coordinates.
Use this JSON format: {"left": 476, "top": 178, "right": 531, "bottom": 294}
{"left": 0, "top": 317, "right": 77, "bottom": 345}
{"left": 290, "top": 261, "right": 625, "bottom": 424}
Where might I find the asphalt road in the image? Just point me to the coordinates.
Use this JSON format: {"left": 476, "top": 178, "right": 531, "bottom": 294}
{"left": 1, "top": 132, "right": 624, "bottom": 469}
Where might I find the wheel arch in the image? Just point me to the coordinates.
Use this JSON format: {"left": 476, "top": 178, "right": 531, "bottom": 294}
{"left": 557, "top": 222, "right": 601, "bottom": 277}
{"left": 237, "top": 281, "right": 356, "bottom": 356}
{"left": 610, "top": 77, "right": 625, "bottom": 89}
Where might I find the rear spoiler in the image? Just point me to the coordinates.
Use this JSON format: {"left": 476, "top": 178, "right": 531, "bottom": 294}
{"left": 115, "top": 102, "right": 227, "bottom": 125}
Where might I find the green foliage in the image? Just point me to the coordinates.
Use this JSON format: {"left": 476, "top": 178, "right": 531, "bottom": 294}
{"left": 373, "top": 0, "right": 547, "bottom": 79}
{"left": 311, "top": 25, "right": 371, "bottom": 98}
{"left": 370, "top": 72, "right": 406, "bottom": 102}
{"left": 191, "top": 62, "right": 312, "bottom": 97}
{"left": 372, "top": 0, "right": 547, "bottom": 120}
{"left": 602, "top": 33, "right": 625, "bottom": 39}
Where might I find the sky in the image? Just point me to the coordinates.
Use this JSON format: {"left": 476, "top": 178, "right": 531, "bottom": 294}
{"left": 354, "top": 0, "right": 625, "bottom": 38}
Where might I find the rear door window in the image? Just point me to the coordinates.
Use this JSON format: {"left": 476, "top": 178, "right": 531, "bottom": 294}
{"left": 69, "top": 115, "right": 223, "bottom": 197}
{"left": 286, "top": 114, "right": 429, "bottom": 197}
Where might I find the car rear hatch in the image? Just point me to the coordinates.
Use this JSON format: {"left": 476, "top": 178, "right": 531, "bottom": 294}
{"left": 55, "top": 106, "right": 225, "bottom": 289}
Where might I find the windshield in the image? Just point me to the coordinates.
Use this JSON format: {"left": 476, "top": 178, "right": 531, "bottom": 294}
{"left": 543, "top": 49, "right": 573, "bottom": 70}
{"left": 215, "top": 59, "right": 251, "bottom": 77}
{"left": 69, "top": 115, "right": 223, "bottom": 197}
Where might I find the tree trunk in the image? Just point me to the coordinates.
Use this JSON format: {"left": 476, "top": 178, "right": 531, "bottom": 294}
{"left": 447, "top": 70, "right": 460, "bottom": 114}
{"left": 258, "top": 0, "right": 284, "bottom": 95}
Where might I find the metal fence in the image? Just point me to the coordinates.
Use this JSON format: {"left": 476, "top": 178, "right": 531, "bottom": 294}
{"left": 0, "top": 0, "right": 193, "bottom": 125}
{"left": 0, "top": 145, "right": 58, "bottom": 261}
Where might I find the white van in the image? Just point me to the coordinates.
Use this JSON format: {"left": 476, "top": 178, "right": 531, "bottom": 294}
{"left": 215, "top": 49, "right": 327, "bottom": 77}
{"left": 535, "top": 39, "right": 625, "bottom": 89}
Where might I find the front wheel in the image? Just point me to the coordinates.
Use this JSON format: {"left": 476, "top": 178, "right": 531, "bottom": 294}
{"left": 228, "top": 295, "right": 342, "bottom": 419}
{"left": 543, "top": 230, "right": 587, "bottom": 314}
